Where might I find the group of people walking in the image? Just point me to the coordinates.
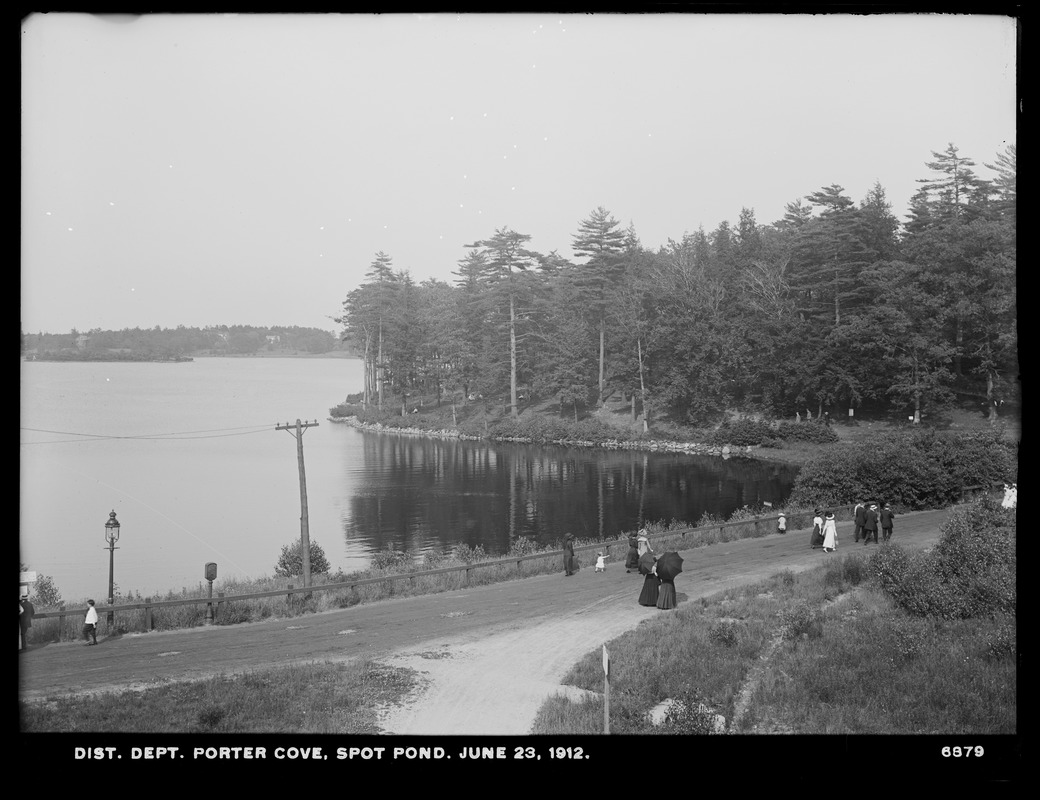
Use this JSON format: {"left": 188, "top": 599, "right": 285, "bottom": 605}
{"left": 853, "top": 501, "right": 895, "bottom": 544}
{"left": 809, "top": 501, "right": 896, "bottom": 551}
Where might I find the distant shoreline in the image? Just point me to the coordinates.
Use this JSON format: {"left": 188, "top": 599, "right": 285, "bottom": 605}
{"left": 23, "top": 351, "right": 359, "bottom": 362}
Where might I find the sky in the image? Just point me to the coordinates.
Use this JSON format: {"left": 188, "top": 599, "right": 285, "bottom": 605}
{"left": 20, "top": 12, "right": 1018, "bottom": 336}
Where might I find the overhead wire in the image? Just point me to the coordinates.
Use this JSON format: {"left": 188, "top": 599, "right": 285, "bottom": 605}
{"left": 20, "top": 423, "right": 276, "bottom": 443}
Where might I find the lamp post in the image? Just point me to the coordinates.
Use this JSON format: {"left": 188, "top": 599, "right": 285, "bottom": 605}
{"left": 104, "top": 510, "right": 120, "bottom": 627}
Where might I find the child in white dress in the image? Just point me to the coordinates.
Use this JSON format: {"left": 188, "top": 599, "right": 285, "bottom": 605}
{"left": 595, "top": 552, "right": 609, "bottom": 572}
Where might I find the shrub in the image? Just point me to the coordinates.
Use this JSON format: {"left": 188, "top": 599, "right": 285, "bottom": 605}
{"left": 823, "top": 553, "right": 868, "bottom": 590}
{"left": 274, "top": 540, "right": 331, "bottom": 578}
{"left": 508, "top": 537, "right": 540, "bottom": 557}
{"left": 930, "top": 497, "right": 1016, "bottom": 617}
{"left": 30, "top": 574, "right": 63, "bottom": 609}
{"left": 774, "top": 421, "right": 840, "bottom": 444}
{"left": 370, "top": 547, "right": 413, "bottom": 572}
{"left": 983, "top": 619, "right": 1016, "bottom": 662}
{"left": 663, "top": 689, "right": 725, "bottom": 734}
{"left": 869, "top": 497, "right": 1015, "bottom": 619}
{"left": 450, "top": 543, "right": 487, "bottom": 564}
{"left": 708, "top": 621, "right": 739, "bottom": 648}
{"left": 706, "top": 419, "right": 772, "bottom": 447}
{"left": 790, "top": 430, "right": 1014, "bottom": 511}
{"left": 778, "top": 600, "right": 823, "bottom": 641}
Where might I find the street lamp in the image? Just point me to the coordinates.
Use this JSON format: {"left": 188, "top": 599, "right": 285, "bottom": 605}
{"left": 104, "top": 510, "right": 120, "bottom": 627}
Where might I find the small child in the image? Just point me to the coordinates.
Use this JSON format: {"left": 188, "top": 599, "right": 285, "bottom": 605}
{"left": 595, "top": 552, "right": 609, "bottom": 572}
{"left": 777, "top": 513, "right": 787, "bottom": 535}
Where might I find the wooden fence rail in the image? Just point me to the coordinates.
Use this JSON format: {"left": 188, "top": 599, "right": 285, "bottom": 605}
{"left": 31, "top": 483, "right": 1002, "bottom": 637}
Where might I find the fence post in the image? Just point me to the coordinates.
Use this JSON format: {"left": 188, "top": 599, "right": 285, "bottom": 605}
{"left": 145, "top": 597, "right": 153, "bottom": 631}
{"left": 287, "top": 584, "right": 294, "bottom": 611}
{"left": 754, "top": 516, "right": 760, "bottom": 536}
{"left": 57, "top": 604, "right": 66, "bottom": 642}
{"left": 217, "top": 591, "right": 225, "bottom": 621}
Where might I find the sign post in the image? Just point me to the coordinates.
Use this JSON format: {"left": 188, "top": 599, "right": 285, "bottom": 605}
{"left": 204, "top": 563, "right": 217, "bottom": 625}
{"left": 602, "top": 645, "right": 610, "bottom": 735}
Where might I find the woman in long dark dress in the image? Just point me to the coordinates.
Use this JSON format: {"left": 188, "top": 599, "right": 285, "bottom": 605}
{"left": 637, "top": 551, "right": 660, "bottom": 606}
{"left": 563, "top": 533, "right": 576, "bottom": 576}
{"left": 625, "top": 532, "right": 641, "bottom": 572}
{"left": 656, "top": 578, "right": 677, "bottom": 610}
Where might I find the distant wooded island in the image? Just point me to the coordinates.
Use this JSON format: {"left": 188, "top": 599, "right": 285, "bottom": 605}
{"left": 21, "top": 324, "right": 351, "bottom": 361}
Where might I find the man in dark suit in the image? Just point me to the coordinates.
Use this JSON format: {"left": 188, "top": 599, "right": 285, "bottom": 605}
{"left": 879, "top": 503, "right": 895, "bottom": 542}
{"left": 853, "top": 501, "right": 866, "bottom": 543}
{"left": 863, "top": 504, "right": 880, "bottom": 544}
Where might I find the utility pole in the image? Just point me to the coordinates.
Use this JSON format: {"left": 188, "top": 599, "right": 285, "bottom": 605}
{"left": 276, "top": 419, "right": 319, "bottom": 591}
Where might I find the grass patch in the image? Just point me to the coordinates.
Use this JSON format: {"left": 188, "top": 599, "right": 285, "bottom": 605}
{"left": 19, "top": 660, "right": 417, "bottom": 733}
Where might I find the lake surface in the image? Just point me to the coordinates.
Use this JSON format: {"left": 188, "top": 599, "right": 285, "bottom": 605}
{"left": 19, "top": 357, "right": 797, "bottom": 602}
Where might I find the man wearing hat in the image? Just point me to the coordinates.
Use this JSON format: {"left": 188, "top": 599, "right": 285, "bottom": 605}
{"left": 879, "top": 503, "right": 895, "bottom": 542}
{"left": 853, "top": 500, "right": 866, "bottom": 543}
{"left": 863, "top": 504, "right": 880, "bottom": 545}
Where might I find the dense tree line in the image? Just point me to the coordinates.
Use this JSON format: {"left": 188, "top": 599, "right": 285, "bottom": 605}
{"left": 337, "top": 143, "right": 1016, "bottom": 427}
{"left": 22, "top": 324, "right": 341, "bottom": 358}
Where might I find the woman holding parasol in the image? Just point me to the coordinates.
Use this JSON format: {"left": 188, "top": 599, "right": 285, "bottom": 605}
{"left": 637, "top": 549, "right": 660, "bottom": 606}
{"left": 655, "top": 551, "right": 683, "bottom": 610}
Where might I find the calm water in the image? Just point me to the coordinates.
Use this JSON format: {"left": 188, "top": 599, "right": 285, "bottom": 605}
{"left": 19, "top": 357, "right": 797, "bottom": 602}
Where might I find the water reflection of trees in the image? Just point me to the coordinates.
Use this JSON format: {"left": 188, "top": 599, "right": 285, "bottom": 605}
{"left": 345, "top": 433, "right": 797, "bottom": 559}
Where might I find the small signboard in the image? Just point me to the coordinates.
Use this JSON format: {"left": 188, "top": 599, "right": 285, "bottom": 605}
{"left": 602, "top": 645, "right": 609, "bottom": 676}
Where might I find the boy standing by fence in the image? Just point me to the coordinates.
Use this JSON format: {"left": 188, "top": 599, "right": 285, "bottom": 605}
{"left": 83, "top": 600, "right": 98, "bottom": 646}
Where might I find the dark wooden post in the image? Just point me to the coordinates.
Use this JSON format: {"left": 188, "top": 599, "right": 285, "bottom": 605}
{"left": 145, "top": 597, "right": 153, "bottom": 631}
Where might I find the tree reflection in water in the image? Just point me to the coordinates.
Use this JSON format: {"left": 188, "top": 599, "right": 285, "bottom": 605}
{"left": 344, "top": 432, "right": 798, "bottom": 560}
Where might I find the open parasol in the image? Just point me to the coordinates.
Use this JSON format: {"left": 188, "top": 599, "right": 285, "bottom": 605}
{"left": 655, "top": 551, "right": 684, "bottom": 582}
{"left": 638, "top": 550, "right": 657, "bottom": 576}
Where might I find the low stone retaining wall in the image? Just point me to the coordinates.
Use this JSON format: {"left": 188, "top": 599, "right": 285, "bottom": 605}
{"left": 328, "top": 415, "right": 755, "bottom": 458}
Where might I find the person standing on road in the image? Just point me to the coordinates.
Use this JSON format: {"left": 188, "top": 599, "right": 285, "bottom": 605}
{"left": 777, "top": 512, "right": 787, "bottom": 535}
{"left": 625, "top": 532, "right": 641, "bottom": 572}
{"left": 83, "top": 599, "right": 99, "bottom": 645}
{"left": 656, "top": 573, "right": 677, "bottom": 610}
{"left": 880, "top": 503, "right": 896, "bottom": 542}
{"left": 638, "top": 550, "right": 660, "bottom": 607}
{"left": 19, "top": 594, "right": 34, "bottom": 651}
{"left": 821, "top": 512, "right": 838, "bottom": 552}
{"left": 853, "top": 500, "right": 866, "bottom": 543}
{"left": 863, "top": 504, "right": 880, "bottom": 545}
{"left": 810, "top": 509, "right": 825, "bottom": 549}
{"left": 563, "top": 533, "right": 576, "bottom": 577}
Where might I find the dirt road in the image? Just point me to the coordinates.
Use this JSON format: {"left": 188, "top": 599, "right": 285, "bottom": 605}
{"left": 18, "top": 509, "right": 952, "bottom": 734}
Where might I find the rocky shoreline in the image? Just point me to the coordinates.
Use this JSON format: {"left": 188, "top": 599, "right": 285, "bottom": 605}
{"left": 328, "top": 415, "right": 757, "bottom": 458}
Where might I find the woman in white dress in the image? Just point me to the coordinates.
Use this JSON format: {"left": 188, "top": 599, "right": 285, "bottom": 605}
{"left": 821, "top": 512, "right": 838, "bottom": 552}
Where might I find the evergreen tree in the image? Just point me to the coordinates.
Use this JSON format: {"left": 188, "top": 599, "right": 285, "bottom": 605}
{"left": 463, "top": 228, "right": 540, "bottom": 418}
{"left": 572, "top": 207, "right": 628, "bottom": 405}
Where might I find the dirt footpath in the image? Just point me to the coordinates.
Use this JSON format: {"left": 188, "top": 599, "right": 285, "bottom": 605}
{"left": 18, "top": 510, "right": 952, "bottom": 734}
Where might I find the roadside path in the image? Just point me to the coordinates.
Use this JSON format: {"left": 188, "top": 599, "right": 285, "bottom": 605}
{"left": 18, "top": 509, "right": 954, "bottom": 734}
